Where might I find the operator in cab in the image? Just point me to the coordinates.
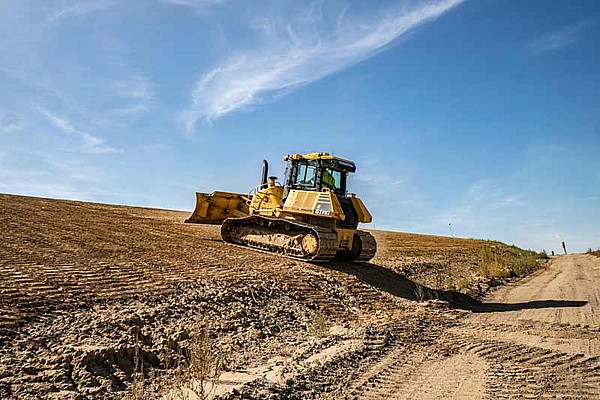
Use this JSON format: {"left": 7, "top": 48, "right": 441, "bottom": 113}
{"left": 323, "top": 168, "right": 336, "bottom": 190}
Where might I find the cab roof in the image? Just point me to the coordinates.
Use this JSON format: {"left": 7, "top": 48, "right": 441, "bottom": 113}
{"left": 284, "top": 152, "right": 356, "bottom": 173}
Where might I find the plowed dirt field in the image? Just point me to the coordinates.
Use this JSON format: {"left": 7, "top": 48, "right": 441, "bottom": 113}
{"left": 1, "top": 193, "right": 597, "bottom": 399}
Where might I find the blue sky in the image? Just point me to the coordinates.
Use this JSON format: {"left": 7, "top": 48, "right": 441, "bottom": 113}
{"left": 1, "top": 0, "right": 599, "bottom": 253}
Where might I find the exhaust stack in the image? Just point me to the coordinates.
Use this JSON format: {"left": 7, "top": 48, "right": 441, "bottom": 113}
{"left": 261, "top": 160, "right": 268, "bottom": 188}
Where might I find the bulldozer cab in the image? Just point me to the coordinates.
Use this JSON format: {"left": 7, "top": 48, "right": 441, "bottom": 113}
{"left": 283, "top": 153, "right": 356, "bottom": 199}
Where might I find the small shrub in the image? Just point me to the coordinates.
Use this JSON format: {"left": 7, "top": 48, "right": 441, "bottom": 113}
{"left": 129, "top": 334, "right": 147, "bottom": 400}
{"left": 512, "top": 262, "right": 528, "bottom": 277}
{"left": 475, "top": 242, "right": 545, "bottom": 281}
{"left": 455, "top": 277, "right": 472, "bottom": 292}
{"left": 587, "top": 248, "right": 600, "bottom": 257}
{"left": 308, "top": 311, "right": 330, "bottom": 338}
{"left": 477, "top": 261, "right": 509, "bottom": 279}
{"left": 414, "top": 283, "right": 426, "bottom": 302}
{"left": 173, "top": 316, "right": 225, "bottom": 400}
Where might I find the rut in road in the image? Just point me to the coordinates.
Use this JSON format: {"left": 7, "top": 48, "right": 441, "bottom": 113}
{"left": 348, "top": 254, "right": 600, "bottom": 399}
{"left": 348, "top": 346, "right": 487, "bottom": 400}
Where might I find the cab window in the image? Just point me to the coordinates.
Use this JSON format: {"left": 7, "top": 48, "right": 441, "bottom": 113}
{"left": 323, "top": 168, "right": 343, "bottom": 191}
{"left": 294, "top": 161, "right": 317, "bottom": 187}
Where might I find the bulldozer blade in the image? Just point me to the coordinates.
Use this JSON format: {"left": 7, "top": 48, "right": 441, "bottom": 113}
{"left": 185, "top": 191, "right": 250, "bottom": 225}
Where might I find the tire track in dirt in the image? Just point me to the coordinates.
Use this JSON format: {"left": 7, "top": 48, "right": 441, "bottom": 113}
{"left": 446, "top": 254, "right": 600, "bottom": 398}
{"left": 0, "top": 194, "right": 406, "bottom": 339}
{"left": 347, "top": 255, "right": 600, "bottom": 399}
{"left": 348, "top": 345, "right": 487, "bottom": 400}
{"left": 444, "top": 331, "right": 600, "bottom": 399}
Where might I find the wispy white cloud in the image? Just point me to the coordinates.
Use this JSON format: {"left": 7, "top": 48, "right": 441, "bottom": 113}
{"left": 39, "top": 108, "right": 122, "bottom": 154}
{"left": 48, "top": 0, "right": 115, "bottom": 23}
{"left": 489, "top": 194, "right": 524, "bottom": 210}
{"left": 111, "top": 75, "right": 154, "bottom": 115}
{"left": 182, "top": 0, "right": 463, "bottom": 133}
{"left": 163, "top": 0, "right": 227, "bottom": 7}
{"left": 355, "top": 168, "right": 406, "bottom": 189}
{"left": 0, "top": 179, "right": 94, "bottom": 200}
{"left": 80, "top": 132, "right": 121, "bottom": 154}
{"left": 39, "top": 109, "right": 77, "bottom": 134}
{"left": 529, "top": 18, "right": 597, "bottom": 54}
{"left": 435, "top": 206, "right": 475, "bottom": 227}
{"left": 0, "top": 113, "right": 23, "bottom": 133}
{"left": 431, "top": 179, "right": 526, "bottom": 235}
{"left": 0, "top": 152, "right": 110, "bottom": 201}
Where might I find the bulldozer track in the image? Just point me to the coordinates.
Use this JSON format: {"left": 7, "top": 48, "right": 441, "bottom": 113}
{"left": 221, "top": 215, "right": 339, "bottom": 262}
{"left": 457, "top": 319, "right": 600, "bottom": 339}
{"left": 0, "top": 256, "right": 391, "bottom": 338}
{"left": 356, "top": 230, "right": 377, "bottom": 263}
{"left": 348, "top": 331, "right": 599, "bottom": 399}
{"left": 444, "top": 331, "right": 600, "bottom": 399}
{"left": 348, "top": 345, "right": 488, "bottom": 400}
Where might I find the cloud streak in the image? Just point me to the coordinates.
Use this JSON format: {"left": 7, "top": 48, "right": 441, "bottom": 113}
{"left": 164, "top": 0, "right": 227, "bottom": 7}
{"left": 431, "top": 180, "right": 514, "bottom": 225}
{"left": 39, "top": 109, "right": 121, "bottom": 154}
{"left": 0, "top": 113, "right": 23, "bottom": 133}
{"left": 111, "top": 75, "right": 154, "bottom": 115}
{"left": 529, "top": 18, "right": 597, "bottom": 54}
{"left": 183, "top": 0, "right": 463, "bottom": 133}
{"left": 0, "top": 162, "right": 104, "bottom": 201}
{"left": 48, "top": 0, "right": 115, "bottom": 23}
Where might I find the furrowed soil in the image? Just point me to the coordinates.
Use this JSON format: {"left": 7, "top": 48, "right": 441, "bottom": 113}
{"left": 0, "top": 193, "right": 597, "bottom": 399}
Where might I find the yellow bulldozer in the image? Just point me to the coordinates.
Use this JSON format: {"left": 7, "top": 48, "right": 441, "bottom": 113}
{"left": 185, "top": 152, "right": 376, "bottom": 263}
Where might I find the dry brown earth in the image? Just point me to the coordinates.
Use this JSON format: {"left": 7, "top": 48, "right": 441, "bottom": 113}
{"left": 1, "top": 193, "right": 596, "bottom": 399}
{"left": 351, "top": 254, "right": 600, "bottom": 399}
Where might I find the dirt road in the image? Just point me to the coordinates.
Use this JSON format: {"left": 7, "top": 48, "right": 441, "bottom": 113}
{"left": 460, "top": 254, "right": 599, "bottom": 356}
{"left": 355, "top": 254, "right": 600, "bottom": 399}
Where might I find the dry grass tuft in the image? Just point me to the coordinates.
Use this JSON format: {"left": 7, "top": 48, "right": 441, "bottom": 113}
{"left": 476, "top": 244, "right": 542, "bottom": 280}
{"left": 414, "top": 283, "right": 426, "bottom": 302}
{"left": 172, "top": 316, "right": 224, "bottom": 400}
{"left": 308, "top": 311, "right": 330, "bottom": 338}
{"left": 587, "top": 248, "right": 600, "bottom": 257}
{"left": 127, "top": 316, "right": 225, "bottom": 400}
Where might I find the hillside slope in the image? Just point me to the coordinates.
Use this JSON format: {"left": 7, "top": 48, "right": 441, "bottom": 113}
{"left": 0, "top": 194, "right": 545, "bottom": 399}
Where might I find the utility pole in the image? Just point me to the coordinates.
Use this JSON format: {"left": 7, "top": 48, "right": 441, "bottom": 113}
{"left": 562, "top": 241, "right": 567, "bottom": 255}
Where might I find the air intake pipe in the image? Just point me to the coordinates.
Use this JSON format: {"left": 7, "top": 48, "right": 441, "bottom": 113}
{"left": 261, "top": 160, "right": 268, "bottom": 188}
